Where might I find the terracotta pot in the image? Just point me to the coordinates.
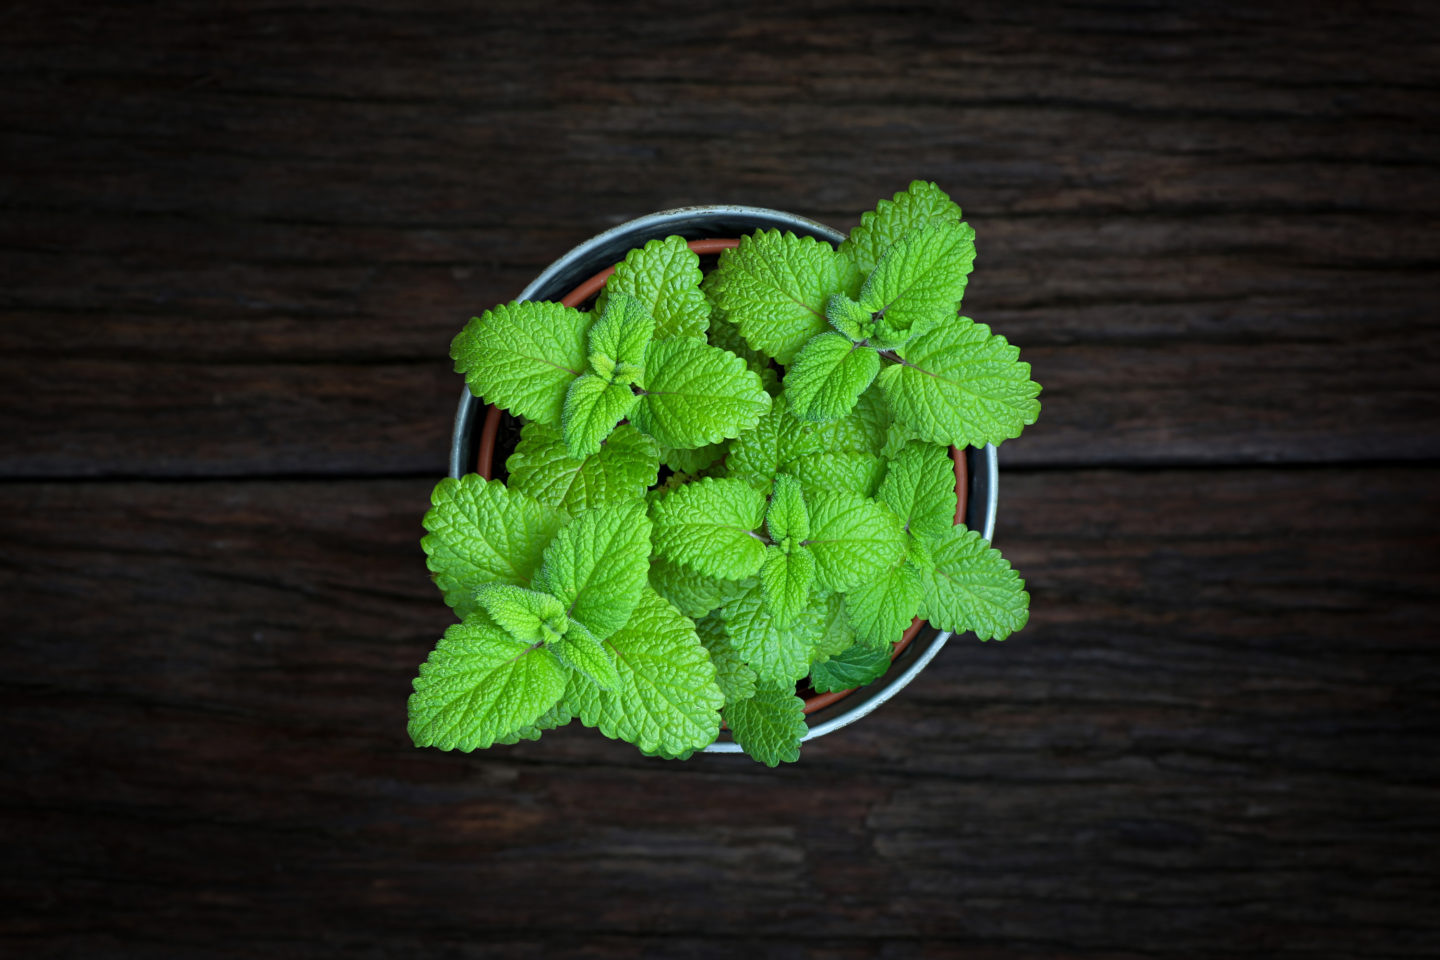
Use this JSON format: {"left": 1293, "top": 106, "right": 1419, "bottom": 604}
{"left": 450, "top": 206, "right": 999, "bottom": 751}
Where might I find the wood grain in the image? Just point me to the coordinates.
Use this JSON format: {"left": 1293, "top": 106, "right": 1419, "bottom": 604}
{"left": 2, "top": 467, "right": 1436, "bottom": 956}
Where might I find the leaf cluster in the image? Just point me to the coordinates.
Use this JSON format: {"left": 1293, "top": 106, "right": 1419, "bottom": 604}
{"left": 412, "top": 182, "right": 1038, "bottom": 766}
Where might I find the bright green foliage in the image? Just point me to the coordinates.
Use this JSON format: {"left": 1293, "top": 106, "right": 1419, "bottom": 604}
{"left": 534, "top": 501, "right": 652, "bottom": 640}
{"left": 805, "top": 491, "right": 906, "bottom": 592}
{"left": 422, "top": 476, "right": 564, "bottom": 618}
{"left": 505, "top": 422, "right": 659, "bottom": 514}
{"left": 631, "top": 337, "right": 771, "bottom": 449}
{"left": 708, "top": 230, "right": 862, "bottom": 364}
{"left": 724, "top": 684, "right": 808, "bottom": 767}
{"left": 597, "top": 235, "right": 710, "bottom": 340}
{"left": 550, "top": 619, "right": 621, "bottom": 691}
{"left": 695, "top": 614, "right": 758, "bottom": 706}
{"left": 840, "top": 179, "right": 964, "bottom": 276}
{"left": 471, "top": 583, "right": 568, "bottom": 645}
{"left": 649, "top": 477, "right": 767, "bottom": 580}
{"left": 408, "top": 618, "right": 567, "bottom": 751}
{"left": 785, "top": 332, "right": 882, "bottom": 423}
{"left": 563, "top": 587, "right": 724, "bottom": 756}
{"left": 416, "top": 184, "right": 1039, "bottom": 766}
{"left": 879, "top": 318, "right": 1042, "bottom": 448}
{"left": 857, "top": 220, "right": 976, "bottom": 345}
{"left": 808, "top": 643, "right": 893, "bottom": 694}
{"left": 878, "top": 441, "right": 958, "bottom": 544}
{"left": 562, "top": 374, "right": 639, "bottom": 458}
{"left": 451, "top": 301, "right": 590, "bottom": 426}
{"left": 916, "top": 526, "right": 1030, "bottom": 641}
{"left": 843, "top": 556, "right": 923, "bottom": 648}
{"left": 722, "top": 581, "right": 828, "bottom": 686}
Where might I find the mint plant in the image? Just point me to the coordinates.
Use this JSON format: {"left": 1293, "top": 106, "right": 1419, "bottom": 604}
{"left": 411, "top": 181, "right": 1041, "bottom": 766}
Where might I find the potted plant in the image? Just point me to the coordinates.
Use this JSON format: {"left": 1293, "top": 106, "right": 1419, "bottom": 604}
{"left": 410, "top": 182, "right": 1041, "bottom": 766}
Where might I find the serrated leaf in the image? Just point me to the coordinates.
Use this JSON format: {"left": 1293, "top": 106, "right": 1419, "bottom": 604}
{"left": 878, "top": 441, "right": 958, "bottom": 546}
{"left": 811, "top": 593, "right": 858, "bottom": 665}
{"left": 632, "top": 338, "right": 771, "bottom": 449}
{"left": 451, "top": 301, "right": 589, "bottom": 426}
{"left": 859, "top": 221, "right": 976, "bottom": 343}
{"left": 563, "top": 587, "right": 724, "bottom": 755}
{"left": 879, "top": 418, "right": 923, "bottom": 460}
{"left": 724, "top": 685, "right": 808, "bottom": 767}
{"left": 649, "top": 556, "right": 734, "bottom": 619}
{"left": 879, "top": 318, "right": 1042, "bottom": 448}
{"left": 916, "top": 526, "right": 1030, "bottom": 641}
{"left": 659, "top": 439, "right": 727, "bottom": 476}
{"left": 808, "top": 643, "right": 893, "bottom": 694}
{"left": 422, "top": 476, "right": 564, "bottom": 618}
{"left": 784, "top": 451, "right": 887, "bottom": 499}
{"left": 785, "top": 333, "right": 881, "bottom": 424}
{"left": 766, "top": 473, "right": 809, "bottom": 543}
{"left": 649, "top": 477, "right": 767, "bottom": 580}
{"left": 722, "top": 580, "right": 827, "bottom": 686}
{"left": 597, "top": 236, "right": 710, "bottom": 340}
{"left": 759, "top": 546, "right": 815, "bottom": 629}
{"left": 562, "top": 374, "right": 640, "bottom": 458}
{"left": 695, "top": 615, "right": 758, "bottom": 706}
{"left": 804, "top": 491, "right": 906, "bottom": 592}
{"left": 472, "top": 583, "right": 567, "bottom": 644}
{"left": 840, "top": 180, "right": 963, "bottom": 276}
{"left": 843, "top": 556, "right": 922, "bottom": 648}
{"left": 709, "top": 230, "right": 862, "bottom": 364}
{"left": 493, "top": 701, "right": 574, "bottom": 745}
{"left": 505, "top": 422, "right": 660, "bottom": 514}
{"left": 825, "top": 293, "right": 872, "bottom": 342}
{"left": 726, "top": 402, "right": 828, "bottom": 491}
{"left": 809, "top": 382, "right": 892, "bottom": 456}
{"left": 551, "top": 618, "right": 620, "bottom": 691}
{"left": 408, "top": 617, "right": 566, "bottom": 751}
{"left": 536, "top": 501, "right": 651, "bottom": 640}
{"left": 587, "top": 290, "right": 654, "bottom": 374}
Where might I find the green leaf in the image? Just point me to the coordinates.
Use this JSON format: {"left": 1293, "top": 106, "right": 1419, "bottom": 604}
{"left": 722, "top": 580, "right": 827, "bottom": 686}
{"left": 695, "top": 615, "right": 758, "bottom": 706}
{"left": 649, "top": 556, "right": 739, "bottom": 619}
{"left": 784, "top": 333, "right": 881, "bottom": 424}
{"left": 709, "top": 230, "right": 862, "bottom": 364}
{"left": 505, "top": 422, "right": 660, "bottom": 514}
{"left": 843, "top": 556, "right": 923, "bottom": 648}
{"left": 766, "top": 473, "right": 809, "bottom": 543}
{"left": 879, "top": 318, "right": 1042, "bottom": 448}
{"left": 451, "top": 301, "right": 589, "bottom": 426}
{"left": 649, "top": 477, "right": 767, "bottom": 580}
{"left": 840, "top": 180, "right": 964, "bottom": 276}
{"left": 632, "top": 338, "right": 771, "bottom": 449}
{"left": 825, "top": 293, "right": 872, "bottom": 342}
{"left": 564, "top": 587, "right": 724, "bottom": 755}
{"left": 471, "top": 583, "right": 568, "bottom": 644}
{"left": 551, "top": 618, "right": 621, "bottom": 691}
{"left": 422, "top": 476, "right": 564, "bottom": 619}
{"left": 809, "top": 382, "right": 892, "bottom": 456}
{"left": 784, "top": 451, "right": 887, "bottom": 500}
{"left": 562, "top": 374, "right": 640, "bottom": 459}
{"left": 659, "top": 439, "right": 727, "bottom": 476}
{"left": 408, "top": 617, "right": 566, "bottom": 751}
{"left": 859, "top": 221, "right": 976, "bottom": 344}
{"left": 759, "top": 546, "right": 815, "bottom": 629}
{"left": 917, "top": 526, "right": 1029, "bottom": 641}
{"left": 724, "top": 685, "right": 808, "bottom": 767}
{"left": 597, "top": 236, "right": 710, "bottom": 340}
{"left": 813, "top": 593, "right": 858, "bottom": 664}
{"left": 587, "top": 290, "right": 654, "bottom": 375}
{"left": 808, "top": 643, "right": 893, "bottom": 694}
{"left": 535, "top": 501, "right": 652, "bottom": 640}
{"left": 493, "top": 701, "right": 574, "bottom": 745}
{"left": 877, "top": 441, "right": 958, "bottom": 546}
{"left": 804, "top": 492, "right": 907, "bottom": 592}
{"left": 726, "top": 402, "right": 826, "bottom": 491}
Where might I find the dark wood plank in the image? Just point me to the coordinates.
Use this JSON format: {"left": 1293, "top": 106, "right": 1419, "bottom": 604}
{"left": 3, "top": 466, "right": 1436, "bottom": 956}
{"left": 3, "top": 2, "right": 1439, "bottom": 476}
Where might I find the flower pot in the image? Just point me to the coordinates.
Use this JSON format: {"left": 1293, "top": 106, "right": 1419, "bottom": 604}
{"left": 449, "top": 205, "right": 999, "bottom": 751}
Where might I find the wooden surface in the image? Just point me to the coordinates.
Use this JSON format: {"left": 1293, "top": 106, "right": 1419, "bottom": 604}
{"left": 3, "top": 2, "right": 1438, "bottom": 956}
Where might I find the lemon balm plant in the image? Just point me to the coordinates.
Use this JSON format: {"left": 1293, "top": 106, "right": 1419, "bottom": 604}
{"left": 410, "top": 182, "right": 1041, "bottom": 766}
